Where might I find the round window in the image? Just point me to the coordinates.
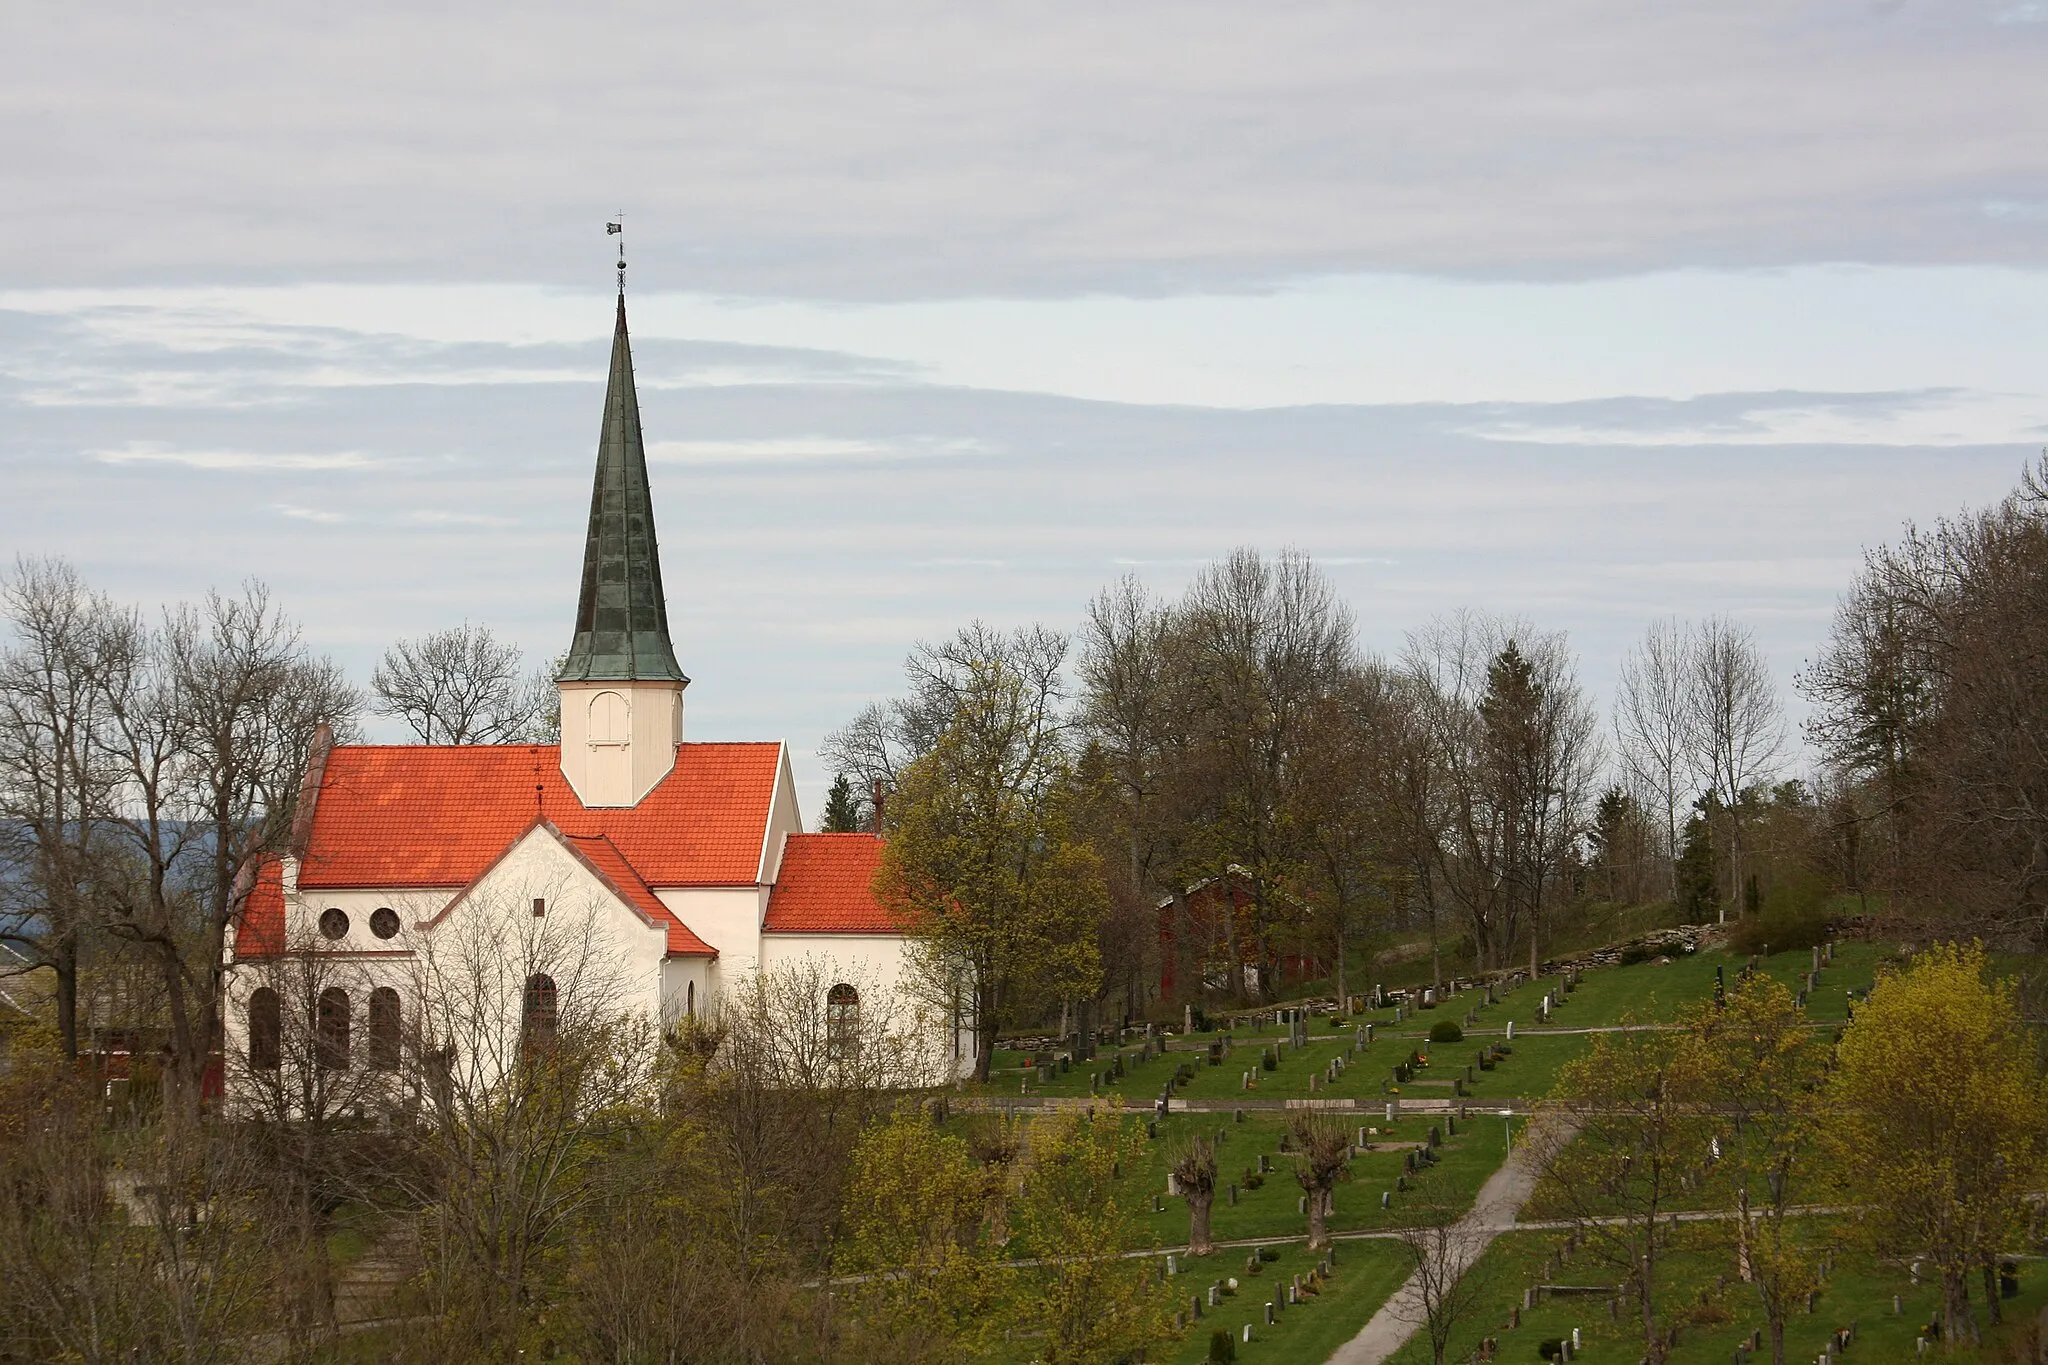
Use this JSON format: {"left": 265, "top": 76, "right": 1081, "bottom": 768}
{"left": 369, "top": 907, "right": 400, "bottom": 940}
{"left": 318, "top": 908, "right": 350, "bottom": 941}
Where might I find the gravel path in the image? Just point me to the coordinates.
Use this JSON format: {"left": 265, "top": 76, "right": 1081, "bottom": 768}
{"left": 1323, "top": 1115, "right": 1566, "bottom": 1365}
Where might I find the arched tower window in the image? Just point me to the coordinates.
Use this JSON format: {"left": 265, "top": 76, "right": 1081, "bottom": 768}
{"left": 368, "top": 988, "right": 401, "bottom": 1071}
{"left": 316, "top": 987, "right": 351, "bottom": 1070}
{"left": 686, "top": 980, "right": 695, "bottom": 1017}
{"left": 248, "top": 987, "right": 281, "bottom": 1071}
{"left": 523, "top": 974, "right": 559, "bottom": 1055}
{"left": 588, "top": 691, "right": 630, "bottom": 745}
{"left": 826, "top": 983, "right": 860, "bottom": 1062}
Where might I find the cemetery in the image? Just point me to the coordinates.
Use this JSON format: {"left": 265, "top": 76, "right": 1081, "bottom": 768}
{"left": 959, "top": 936, "right": 2048, "bottom": 1363}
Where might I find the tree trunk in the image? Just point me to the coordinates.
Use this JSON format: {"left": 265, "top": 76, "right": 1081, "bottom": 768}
{"left": 1769, "top": 1313, "right": 1785, "bottom": 1365}
{"left": 1942, "top": 1269, "right": 1975, "bottom": 1351}
{"left": 1982, "top": 1259, "right": 2003, "bottom": 1327}
{"left": 1335, "top": 925, "right": 1346, "bottom": 1013}
{"left": 1187, "top": 1193, "right": 1215, "bottom": 1255}
{"left": 1307, "top": 1187, "right": 1330, "bottom": 1249}
{"left": 54, "top": 932, "right": 79, "bottom": 1061}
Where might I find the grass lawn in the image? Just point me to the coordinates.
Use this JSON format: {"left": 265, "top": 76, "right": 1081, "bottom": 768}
{"left": 1160, "top": 1238, "right": 1413, "bottom": 1364}
{"left": 1383, "top": 1220, "right": 2048, "bottom": 1365}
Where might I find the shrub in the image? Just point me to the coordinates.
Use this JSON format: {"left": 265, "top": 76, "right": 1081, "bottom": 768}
{"left": 1618, "top": 941, "right": 1655, "bottom": 966}
{"left": 1538, "top": 1339, "right": 1564, "bottom": 1359}
{"left": 1208, "top": 1328, "right": 1237, "bottom": 1362}
{"left": 1262, "top": 1051, "right": 1277, "bottom": 1072}
{"left": 1428, "top": 1020, "right": 1464, "bottom": 1044}
{"left": 1258, "top": 1246, "right": 1280, "bottom": 1262}
{"left": 1727, "top": 870, "right": 1832, "bottom": 956}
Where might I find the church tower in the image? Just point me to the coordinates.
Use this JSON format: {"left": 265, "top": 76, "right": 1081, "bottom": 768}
{"left": 556, "top": 292, "right": 688, "bottom": 808}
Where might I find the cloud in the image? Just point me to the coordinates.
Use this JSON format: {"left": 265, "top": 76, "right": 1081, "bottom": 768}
{"left": 404, "top": 510, "right": 519, "bottom": 527}
{"left": 3, "top": 4, "right": 2048, "bottom": 296}
{"left": 271, "top": 502, "right": 346, "bottom": 523}
{"left": 648, "top": 435, "right": 989, "bottom": 464}
{"left": 96, "top": 442, "right": 380, "bottom": 470}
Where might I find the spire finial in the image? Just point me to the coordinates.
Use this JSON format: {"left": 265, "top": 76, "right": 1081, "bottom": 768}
{"left": 607, "top": 217, "right": 625, "bottom": 294}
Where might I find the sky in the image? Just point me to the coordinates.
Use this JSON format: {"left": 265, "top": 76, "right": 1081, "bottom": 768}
{"left": 4, "top": 1, "right": 2047, "bottom": 820}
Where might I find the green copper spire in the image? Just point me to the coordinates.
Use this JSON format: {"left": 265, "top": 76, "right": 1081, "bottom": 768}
{"left": 558, "top": 294, "right": 687, "bottom": 684}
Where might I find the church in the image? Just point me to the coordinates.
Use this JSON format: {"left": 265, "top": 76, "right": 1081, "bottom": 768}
{"left": 226, "top": 289, "right": 969, "bottom": 1089}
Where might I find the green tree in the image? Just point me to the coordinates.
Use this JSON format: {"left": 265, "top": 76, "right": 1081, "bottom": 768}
{"left": 1688, "top": 974, "right": 1823, "bottom": 1365}
{"left": 836, "top": 1111, "right": 1009, "bottom": 1363}
{"left": 875, "top": 639, "right": 1103, "bottom": 1081}
{"left": 1012, "top": 1110, "right": 1175, "bottom": 1365}
{"left": 821, "top": 773, "right": 865, "bottom": 832}
{"left": 1533, "top": 1021, "right": 1710, "bottom": 1365}
{"left": 1823, "top": 941, "right": 2048, "bottom": 1350}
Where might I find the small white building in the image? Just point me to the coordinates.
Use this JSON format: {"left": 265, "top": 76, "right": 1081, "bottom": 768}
{"left": 226, "top": 291, "right": 968, "bottom": 1093}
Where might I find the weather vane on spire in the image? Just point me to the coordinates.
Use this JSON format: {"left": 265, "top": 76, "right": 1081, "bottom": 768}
{"left": 607, "top": 217, "right": 625, "bottom": 293}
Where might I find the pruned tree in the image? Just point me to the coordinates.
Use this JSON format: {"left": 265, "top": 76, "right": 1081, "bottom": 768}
{"left": 371, "top": 622, "right": 551, "bottom": 744}
{"left": 1169, "top": 1134, "right": 1219, "bottom": 1255}
{"left": 1287, "top": 1111, "right": 1353, "bottom": 1250}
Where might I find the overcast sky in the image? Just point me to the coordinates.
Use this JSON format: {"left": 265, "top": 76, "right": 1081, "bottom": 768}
{"left": 4, "top": 1, "right": 2046, "bottom": 819}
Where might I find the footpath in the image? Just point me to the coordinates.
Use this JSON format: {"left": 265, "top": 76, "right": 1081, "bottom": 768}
{"left": 1324, "top": 1115, "right": 1567, "bottom": 1365}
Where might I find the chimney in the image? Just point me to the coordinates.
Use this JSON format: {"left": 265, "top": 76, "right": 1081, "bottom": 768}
{"left": 871, "top": 778, "right": 886, "bottom": 834}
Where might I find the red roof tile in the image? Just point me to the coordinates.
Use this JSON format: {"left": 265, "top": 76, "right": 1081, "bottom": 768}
{"left": 297, "top": 743, "right": 781, "bottom": 891}
{"left": 763, "top": 833, "right": 900, "bottom": 934}
{"left": 561, "top": 831, "right": 716, "bottom": 956}
{"left": 236, "top": 858, "right": 286, "bottom": 959}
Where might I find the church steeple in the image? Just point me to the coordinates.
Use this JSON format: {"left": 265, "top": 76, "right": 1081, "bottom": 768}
{"left": 556, "top": 287, "right": 688, "bottom": 809}
{"left": 558, "top": 294, "right": 687, "bottom": 685}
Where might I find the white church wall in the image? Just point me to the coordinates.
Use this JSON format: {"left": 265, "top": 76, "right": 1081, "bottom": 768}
{"left": 759, "top": 933, "right": 974, "bottom": 1080}
{"left": 656, "top": 886, "right": 766, "bottom": 983}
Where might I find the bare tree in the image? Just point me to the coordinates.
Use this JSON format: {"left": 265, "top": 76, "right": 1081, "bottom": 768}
{"left": 0, "top": 557, "right": 119, "bottom": 1059}
{"left": 371, "top": 623, "right": 551, "bottom": 744}
{"left": 396, "top": 873, "right": 657, "bottom": 1351}
{"left": 1614, "top": 617, "right": 1697, "bottom": 899}
{"left": 90, "top": 583, "right": 359, "bottom": 1117}
{"left": 1403, "top": 612, "right": 1601, "bottom": 974}
{"left": 1688, "top": 616, "right": 1784, "bottom": 919}
{"left": 1392, "top": 1200, "right": 1495, "bottom": 1365}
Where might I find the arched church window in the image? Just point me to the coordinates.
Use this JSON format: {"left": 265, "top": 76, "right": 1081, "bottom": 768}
{"left": 368, "top": 988, "right": 401, "bottom": 1071}
{"left": 317, "top": 987, "right": 351, "bottom": 1070}
{"left": 523, "top": 974, "right": 559, "bottom": 1055}
{"left": 369, "top": 907, "right": 400, "bottom": 940}
{"left": 687, "top": 980, "right": 695, "bottom": 1017}
{"left": 319, "top": 908, "right": 350, "bottom": 941}
{"left": 248, "top": 987, "right": 281, "bottom": 1071}
{"left": 827, "top": 983, "right": 860, "bottom": 1062}
{"left": 588, "top": 691, "right": 630, "bottom": 745}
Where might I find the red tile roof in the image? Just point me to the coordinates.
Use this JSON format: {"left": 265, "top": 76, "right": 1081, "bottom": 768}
{"left": 763, "top": 833, "right": 900, "bottom": 934}
{"left": 561, "top": 831, "right": 716, "bottom": 956}
{"left": 296, "top": 743, "right": 782, "bottom": 890}
{"left": 235, "top": 858, "right": 286, "bottom": 959}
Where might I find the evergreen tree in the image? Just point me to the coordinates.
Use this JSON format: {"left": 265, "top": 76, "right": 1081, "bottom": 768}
{"left": 1675, "top": 797, "right": 1718, "bottom": 923}
{"left": 821, "top": 773, "right": 865, "bottom": 832}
